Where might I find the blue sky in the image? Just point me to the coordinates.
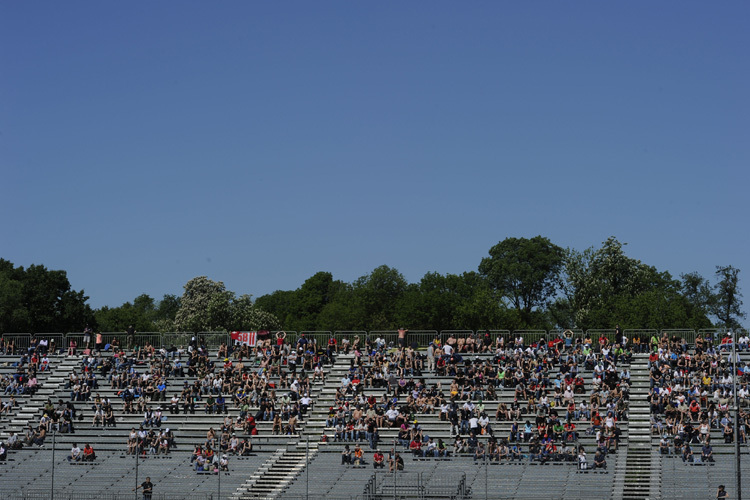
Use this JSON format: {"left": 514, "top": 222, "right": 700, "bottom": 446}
{"left": 2, "top": 2, "right": 748, "bottom": 323}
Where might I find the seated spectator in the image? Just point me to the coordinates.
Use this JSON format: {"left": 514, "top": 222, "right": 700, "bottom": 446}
{"left": 239, "top": 438, "right": 253, "bottom": 456}
{"left": 425, "top": 438, "right": 438, "bottom": 458}
{"left": 341, "top": 445, "right": 352, "bottom": 465}
{"left": 682, "top": 443, "right": 693, "bottom": 463}
{"left": 0, "top": 442, "right": 6, "bottom": 461}
{"left": 68, "top": 443, "right": 82, "bottom": 462}
{"left": 373, "top": 450, "right": 385, "bottom": 468}
{"left": 353, "top": 445, "right": 365, "bottom": 466}
{"left": 702, "top": 441, "right": 714, "bottom": 463}
{"left": 578, "top": 448, "right": 588, "bottom": 470}
{"left": 560, "top": 444, "right": 574, "bottom": 462}
{"left": 157, "top": 436, "right": 170, "bottom": 455}
{"left": 593, "top": 450, "right": 606, "bottom": 470}
{"left": 31, "top": 426, "right": 46, "bottom": 447}
{"left": 219, "top": 454, "right": 229, "bottom": 472}
{"left": 473, "top": 442, "right": 486, "bottom": 462}
{"left": 7, "top": 432, "right": 21, "bottom": 450}
{"left": 194, "top": 453, "right": 207, "bottom": 472}
{"left": 82, "top": 443, "right": 96, "bottom": 462}
{"left": 388, "top": 452, "right": 404, "bottom": 472}
{"left": 659, "top": 436, "right": 670, "bottom": 455}
{"left": 409, "top": 438, "right": 423, "bottom": 457}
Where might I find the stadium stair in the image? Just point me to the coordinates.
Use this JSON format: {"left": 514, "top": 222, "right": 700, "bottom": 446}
{"left": 2, "top": 355, "right": 79, "bottom": 438}
{"left": 619, "top": 353, "right": 658, "bottom": 500}
{"left": 232, "top": 448, "right": 316, "bottom": 499}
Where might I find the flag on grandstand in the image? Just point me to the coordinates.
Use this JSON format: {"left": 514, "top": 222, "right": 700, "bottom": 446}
{"left": 230, "top": 331, "right": 258, "bottom": 346}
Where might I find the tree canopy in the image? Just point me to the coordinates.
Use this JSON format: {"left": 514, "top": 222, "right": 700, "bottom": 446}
{"left": 0, "top": 259, "right": 95, "bottom": 334}
{"left": 0, "top": 236, "right": 744, "bottom": 334}
{"left": 479, "top": 236, "right": 565, "bottom": 327}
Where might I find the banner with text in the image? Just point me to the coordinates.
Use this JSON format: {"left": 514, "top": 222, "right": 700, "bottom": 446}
{"left": 230, "top": 331, "right": 257, "bottom": 347}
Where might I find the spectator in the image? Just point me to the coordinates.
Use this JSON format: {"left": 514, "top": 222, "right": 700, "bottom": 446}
{"left": 682, "top": 443, "right": 693, "bottom": 463}
{"left": 389, "top": 451, "right": 404, "bottom": 472}
{"left": 341, "top": 445, "right": 352, "bottom": 465}
{"left": 133, "top": 476, "right": 153, "bottom": 500}
{"left": 68, "top": 443, "right": 81, "bottom": 462}
{"left": 353, "top": 445, "right": 365, "bottom": 466}
{"left": 659, "top": 435, "right": 670, "bottom": 455}
{"left": 82, "top": 443, "right": 96, "bottom": 462}
{"left": 373, "top": 449, "right": 385, "bottom": 469}
{"left": 593, "top": 450, "right": 606, "bottom": 470}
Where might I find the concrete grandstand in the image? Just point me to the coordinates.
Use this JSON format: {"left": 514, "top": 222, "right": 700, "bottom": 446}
{"left": 0, "top": 329, "right": 748, "bottom": 499}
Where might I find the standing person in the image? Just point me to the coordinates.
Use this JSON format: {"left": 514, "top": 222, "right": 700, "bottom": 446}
{"left": 95, "top": 332, "right": 104, "bottom": 353}
{"left": 127, "top": 325, "right": 136, "bottom": 350}
{"left": 134, "top": 477, "right": 153, "bottom": 500}
{"left": 615, "top": 324, "right": 625, "bottom": 347}
{"left": 716, "top": 485, "right": 728, "bottom": 499}
{"left": 397, "top": 328, "right": 408, "bottom": 350}
{"left": 83, "top": 326, "right": 93, "bottom": 350}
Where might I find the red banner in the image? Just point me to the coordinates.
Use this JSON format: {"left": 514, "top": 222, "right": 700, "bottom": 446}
{"left": 230, "top": 331, "right": 257, "bottom": 347}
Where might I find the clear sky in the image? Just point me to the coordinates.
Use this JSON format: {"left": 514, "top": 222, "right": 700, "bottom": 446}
{"left": 2, "top": 2, "right": 748, "bottom": 323}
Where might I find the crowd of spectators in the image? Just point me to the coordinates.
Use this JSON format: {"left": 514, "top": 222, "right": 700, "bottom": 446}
{"left": 649, "top": 331, "right": 750, "bottom": 464}
{"left": 5, "top": 327, "right": 749, "bottom": 480}
{"left": 326, "top": 328, "right": 629, "bottom": 471}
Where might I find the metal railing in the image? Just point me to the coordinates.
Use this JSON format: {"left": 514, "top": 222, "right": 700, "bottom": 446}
{"left": 9, "top": 493, "right": 215, "bottom": 500}
{"left": 586, "top": 328, "right": 618, "bottom": 345}
{"left": 512, "top": 329, "right": 548, "bottom": 347}
{"left": 1, "top": 327, "right": 740, "bottom": 355}
{"left": 660, "top": 329, "right": 697, "bottom": 344}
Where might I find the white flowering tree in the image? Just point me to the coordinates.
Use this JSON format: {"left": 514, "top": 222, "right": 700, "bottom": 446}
{"left": 174, "top": 276, "right": 280, "bottom": 332}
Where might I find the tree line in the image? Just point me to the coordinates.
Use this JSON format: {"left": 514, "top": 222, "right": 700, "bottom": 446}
{"left": 0, "top": 236, "right": 745, "bottom": 334}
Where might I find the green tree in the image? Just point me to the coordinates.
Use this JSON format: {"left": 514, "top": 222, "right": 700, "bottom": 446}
{"left": 0, "top": 263, "right": 25, "bottom": 333}
{"left": 681, "top": 272, "right": 713, "bottom": 314}
{"left": 254, "top": 289, "right": 297, "bottom": 328}
{"left": 0, "top": 259, "right": 94, "bottom": 334}
{"left": 352, "top": 265, "right": 408, "bottom": 329}
{"left": 559, "top": 237, "right": 712, "bottom": 329}
{"left": 712, "top": 265, "right": 745, "bottom": 329}
{"left": 255, "top": 272, "right": 347, "bottom": 331}
{"left": 230, "top": 294, "right": 282, "bottom": 331}
{"left": 153, "top": 294, "right": 181, "bottom": 331}
{"left": 479, "top": 236, "right": 565, "bottom": 327}
{"left": 94, "top": 295, "right": 157, "bottom": 332}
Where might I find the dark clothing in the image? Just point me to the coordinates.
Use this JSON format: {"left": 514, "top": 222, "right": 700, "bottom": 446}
{"left": 141, "top": 481, "right": 153, "bottom": 500}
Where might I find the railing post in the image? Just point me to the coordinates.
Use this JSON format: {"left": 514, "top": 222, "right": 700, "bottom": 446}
{"left": 50, "top": 429, "right": 56, "bottom": 499}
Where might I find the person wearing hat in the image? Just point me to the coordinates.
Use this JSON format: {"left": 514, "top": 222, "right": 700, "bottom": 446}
{"left": 219, "top": 453, "right": 229, "bottom": 471}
